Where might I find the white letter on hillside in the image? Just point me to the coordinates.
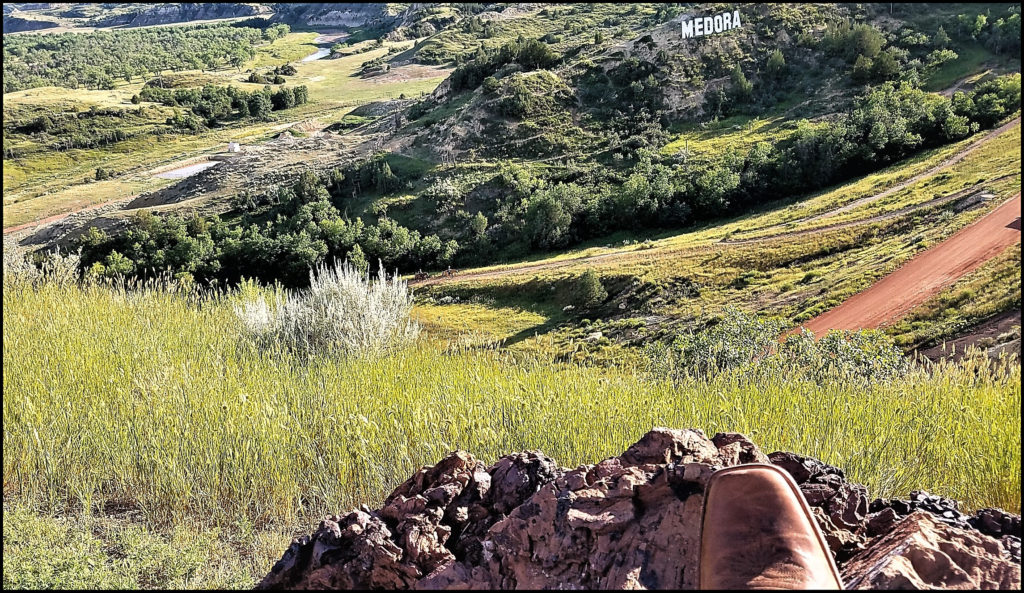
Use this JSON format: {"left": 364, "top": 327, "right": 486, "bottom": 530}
{"left": 704, "top": 17, "right": 713, "bottom": 35}
{"left": 681, "top": 19, "right": 694, "bottom": 39}
{"left": 714, "top": 14, "right": 723, "bottom": 33}
{"left": 733, "top": 10, "right": 742, "bottom": 29}
{"left": 723, "top": 12, "right": 732, "bottom": 29}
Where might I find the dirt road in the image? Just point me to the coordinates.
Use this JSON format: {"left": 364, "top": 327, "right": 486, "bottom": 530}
{"left": 412, "top": 249, "right": 628, "bottom": 287}
{"left": 720, "top": 178, "right": 1010, "bottom": 246}
{"left": 413, "top": 182, "right": 1009, "bottom": 288}
{"left": 3, "top": 196, "right": 128, "bottom": 236}
{"left": 415, "top": 120, "right": 1019, "bottom": 287}
{"left": 800, "top": 193, "right": 1021, "bottom": 334}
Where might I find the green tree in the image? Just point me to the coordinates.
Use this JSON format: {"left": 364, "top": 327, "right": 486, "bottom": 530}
{"left": 852, "top": 54, "right": 873, "bottom": 83}
{"left": 375, "top": 162, "right": 397, "bottom": 194}
{"left": 730, "top": 65, "right": 753, "bottom": 102}
{"left": 347, "top": 243, "right": 369, "bottom": 273}
{"left": 103, "top": 250, "right": 135, "bottom": 277}
{"left": 971, "top": 14, "right": 988, "bottom": 38}
{"left": 524, "top": 183, "right": 583, "bottom": 248}
{"left": 851, "top": 23, "right": 885, "bottom": 59}
{"left": 248, "top": 92, "right": 272, "bottom": 121}
{"left": 871, "top": 50, "right": 901, "bottom": 81}
{"left": 766, "top": 49, "right": 786, "bottom": 78}
{"left": 933, "top": 26, "right": 951, "bottom": 48}
{"left": 271, "top": 87, "right": 295, "bottom": 110}
{"left": 470, "top": 212, "right": 488, "bottom": 237}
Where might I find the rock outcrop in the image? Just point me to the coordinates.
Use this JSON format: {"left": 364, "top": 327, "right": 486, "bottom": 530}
{"left": 91, "top": 4, "right": 268, "bottom": 28}
{"left": 258, "top": 428, "right": 1021, "bottom": 590}
{"left": 2, "top": 14, "right": 58, "bottom": 33}
{"left": 841, "top": 512, "right": 1021, "bottom": 590}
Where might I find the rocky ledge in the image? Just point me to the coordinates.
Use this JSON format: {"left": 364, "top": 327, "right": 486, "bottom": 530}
{"left": 257, "top": 428, "right": 1020, "bottom": 590}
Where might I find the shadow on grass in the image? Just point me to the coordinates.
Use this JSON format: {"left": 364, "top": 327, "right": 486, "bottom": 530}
{"left": 499, "top": 315, "right": 567, "bottom": 347}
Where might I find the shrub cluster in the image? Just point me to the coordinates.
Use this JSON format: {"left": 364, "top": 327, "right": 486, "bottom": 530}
{"left": 77, "top": 168, "right": 458, "bottom": 287}
{"left": 646, "top": 307, "right": 909, "bottom": 384}
{"left": 139, "top": 83, "right": 309, "bottom": 128}
{"left": 234, "top": 259, "right": 418, "bottom": 358}
{"left": 449, "top": 36, "right": 560, "bottom": 91}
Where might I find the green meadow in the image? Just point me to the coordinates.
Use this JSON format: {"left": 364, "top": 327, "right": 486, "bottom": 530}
{"left": 3, "top": 273, "right": 1020, "bottom": 587}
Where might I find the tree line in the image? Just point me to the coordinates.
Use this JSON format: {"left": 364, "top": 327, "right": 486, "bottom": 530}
{"left": 3, "top": 23, "right": 291, "bottom": 93}
{"left": 72, "top": 73, "right": 1018, "bottom": 287}
{"left": 138, "top": 84, "right": 309, "bottom": 130}
{"left": 497, "top": 76, "right": 1020, "bottom": 252}
{"left": 77, "top": 164, "right": 458, "bottom": 287}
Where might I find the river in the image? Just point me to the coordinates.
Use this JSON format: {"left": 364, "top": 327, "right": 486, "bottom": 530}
{"left": 300, "top": 32, "right": 349, "bottom": 62}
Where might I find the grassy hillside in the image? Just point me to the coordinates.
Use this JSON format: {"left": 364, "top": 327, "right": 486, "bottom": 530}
{"left": 390, "top": 116, "right": 1022, "bottom": 360}
{"left": 3, "top": 272, "right": 1019, "bottom": 588}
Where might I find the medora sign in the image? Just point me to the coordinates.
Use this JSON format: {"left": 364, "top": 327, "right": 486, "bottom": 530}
{"left": 681, "top": 10, "right": 743, "bottom": 39}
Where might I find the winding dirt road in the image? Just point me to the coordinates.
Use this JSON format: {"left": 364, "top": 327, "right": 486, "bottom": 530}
{"left": 412, "top": 184, "right": 1016, "bottom": 289}
{"left": 800, "top": 193, "right": 1021, "bottom": 334}
{"left": 412, "top": 249, "right": 627, "bottom": 287}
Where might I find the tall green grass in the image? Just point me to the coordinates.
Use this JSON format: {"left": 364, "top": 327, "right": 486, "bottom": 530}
{"left": 3, "top": 276, "right": 1020, "bottom": 535}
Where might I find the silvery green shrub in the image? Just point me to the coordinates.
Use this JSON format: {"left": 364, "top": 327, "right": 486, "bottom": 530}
{"left": 3, "top": 236, "right": 81, "bottom": 286}
{"left": 3, "top": 236, "right": 38, "bottom": 282}
{"left": 234, "top": 259, "right": 418, "bottom": 357}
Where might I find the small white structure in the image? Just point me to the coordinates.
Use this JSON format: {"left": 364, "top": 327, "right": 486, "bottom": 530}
{"left": 227, "top": 142, "right": 241, "bottom": 153}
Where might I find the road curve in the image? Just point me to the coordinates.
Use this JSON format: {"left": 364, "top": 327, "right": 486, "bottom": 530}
{"left": 799, "top": 193, "right": 1021, "bottom": 334}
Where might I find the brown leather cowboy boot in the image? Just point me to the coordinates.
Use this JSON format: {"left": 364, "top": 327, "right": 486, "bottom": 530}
{"left": 699, "top": 463, "right": 843, "bottom": 589}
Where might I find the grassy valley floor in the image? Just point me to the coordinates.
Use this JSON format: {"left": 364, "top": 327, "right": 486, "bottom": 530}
{"left": 3, "top": 32, "right": 449, "bottom": 230}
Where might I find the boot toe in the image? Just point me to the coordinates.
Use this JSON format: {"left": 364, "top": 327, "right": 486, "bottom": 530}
{"left": 699, "top": 464, "right": 843, "bottom": 590}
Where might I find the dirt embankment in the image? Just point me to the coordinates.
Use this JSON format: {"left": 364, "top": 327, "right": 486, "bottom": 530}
{"left": 919, "top": 309, "right": 1022, "bottom": 361}
{"left": 800, "top": 194, "right": 1021, "bottom": 335}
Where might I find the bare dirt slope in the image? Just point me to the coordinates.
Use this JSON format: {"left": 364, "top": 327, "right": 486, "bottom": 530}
{"left": 919, "top": 309, "right": 1021, "bottom": 361}
{"left": 801, "top": 193, "right": 1021, "bottom": 334}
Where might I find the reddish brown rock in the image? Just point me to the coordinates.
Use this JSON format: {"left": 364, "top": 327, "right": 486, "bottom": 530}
{"left": 768, "top": 450, "right": 868, "bottom": 560}
{"left": 258, "top": 429, "right": 1022, "bottom": 590}
{"left": 842, "top": 512, "right": 1021, "bottom": 590}
{"left": 258, "top": 451, "right": 491, "bottom": 590}
{"left": 417, "top": 428, "right": 746, "bottom": 589}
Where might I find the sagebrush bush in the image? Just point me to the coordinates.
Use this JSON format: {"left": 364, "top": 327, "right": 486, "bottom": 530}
{"left": 2, "top": 236, "right": 36, "bottom": 281}
{"left": 234, "top": 259, "right": 418, "bottom": 357}
{"left": 3, "top": 236, "right": 81, "bottom": 286}
{"left": 653, "top": 307, "right": 787, "bottom": 378}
